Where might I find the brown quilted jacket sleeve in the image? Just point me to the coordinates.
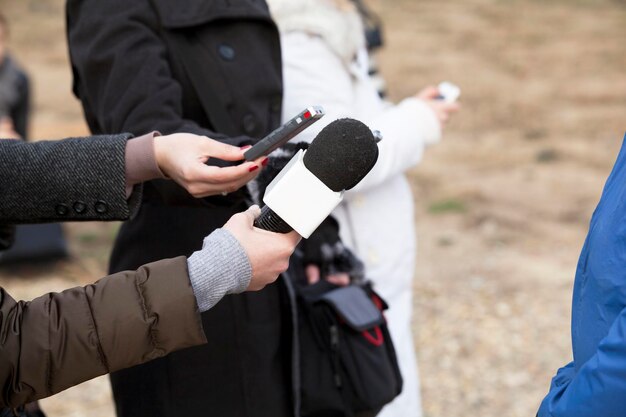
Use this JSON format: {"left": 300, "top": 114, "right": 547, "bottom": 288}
{"left": 0, "top": 256, "right": 207, "bottom": 408}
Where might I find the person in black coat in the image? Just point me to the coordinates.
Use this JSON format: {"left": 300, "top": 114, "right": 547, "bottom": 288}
{"left": 66, "top": 1, "right": 293, "bottom": 417}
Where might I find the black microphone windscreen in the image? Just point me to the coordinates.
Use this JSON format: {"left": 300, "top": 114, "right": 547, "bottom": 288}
{"left": 303, "top": 118, "right": 379, "bottom": 191}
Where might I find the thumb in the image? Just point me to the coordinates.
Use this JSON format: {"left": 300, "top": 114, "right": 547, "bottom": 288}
{"left": 417, "top": 86, "right": 440, "bottom": 100}
{"left": 242, "top": 205, "right": 262, "bottom": 225}
{"left": 203, "top": 137, "right": 247, "bottom": 162}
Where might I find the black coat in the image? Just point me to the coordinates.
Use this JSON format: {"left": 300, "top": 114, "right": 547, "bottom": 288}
{"left": 66, "top": 1, "right": 292, "bottom": 416}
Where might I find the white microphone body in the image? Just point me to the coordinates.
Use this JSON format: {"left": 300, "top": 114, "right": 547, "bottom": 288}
{"left": 262, "top": 149, "right": 344, "bottom": 238}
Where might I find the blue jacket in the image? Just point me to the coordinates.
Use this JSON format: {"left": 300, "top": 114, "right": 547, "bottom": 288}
{"left": 539, "top": 134, "right": 626, "bottom": 417}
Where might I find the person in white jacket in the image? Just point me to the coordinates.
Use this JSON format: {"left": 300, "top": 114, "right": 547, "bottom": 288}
{"left": 267, "top": 0, "right": 459, "bottom": 416}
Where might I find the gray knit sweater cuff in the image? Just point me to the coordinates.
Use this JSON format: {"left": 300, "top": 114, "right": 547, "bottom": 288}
{"left": 187, "top": 229, "right": 252, "bottom": 312}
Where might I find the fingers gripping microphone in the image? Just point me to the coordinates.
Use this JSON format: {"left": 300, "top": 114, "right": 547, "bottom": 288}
{"left": 254, "top": 118, "right": 379, "bottom": 238}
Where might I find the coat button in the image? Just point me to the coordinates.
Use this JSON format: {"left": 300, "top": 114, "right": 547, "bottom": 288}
{"left": 55, "top": 204, "right": 69, "bottom": 216}
{"left": 242, "top": 114, "right": 257, "bottom": 134}
{"left": 73, "top": 201, "right": 87, "bottom": 214}
{"left": 94, "top": 201, "right": 108, "bottom": 214}
{"left": 217, "top": 44, "right": 235, "bottom": 61}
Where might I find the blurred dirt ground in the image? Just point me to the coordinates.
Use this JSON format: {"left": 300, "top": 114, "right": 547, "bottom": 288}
{"left": 0, "top": 0, "right": 625, "bottom": 416}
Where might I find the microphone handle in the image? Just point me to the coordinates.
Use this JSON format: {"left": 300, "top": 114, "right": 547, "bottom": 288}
{"left": 254, "top": 205, "right": 293, "bottom": 233}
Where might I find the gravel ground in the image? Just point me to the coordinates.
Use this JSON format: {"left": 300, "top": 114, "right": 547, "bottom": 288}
{"left": 1, "top": 0, "right": 625, "bottom": 416}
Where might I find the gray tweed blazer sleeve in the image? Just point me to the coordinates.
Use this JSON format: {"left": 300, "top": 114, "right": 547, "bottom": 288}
{"left": 0, "top": 133, "right": 142, "bottom": 224}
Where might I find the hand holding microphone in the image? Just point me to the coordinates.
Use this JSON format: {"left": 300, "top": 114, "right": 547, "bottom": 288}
{"left": 187, "top": 205, "right": 301, "bottom": 312}
{"left": 223, "top": 205, "right": 301, "bottom": 291}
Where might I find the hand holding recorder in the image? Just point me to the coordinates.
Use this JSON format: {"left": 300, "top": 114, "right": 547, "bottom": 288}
{"left": 153, "top": 107, "right": 327, "bottom": 199}
{"left": 416, "top": 81, "right": 461, "bottom": 126}
{"left": 153, "top": 133, "right": 267, "bottom": 198}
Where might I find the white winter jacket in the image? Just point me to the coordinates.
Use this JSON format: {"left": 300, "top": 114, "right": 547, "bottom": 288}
{"left": 268, "top": 1, "right": 442, "bottom": 416}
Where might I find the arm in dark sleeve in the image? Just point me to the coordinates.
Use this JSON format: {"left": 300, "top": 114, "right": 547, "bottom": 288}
{"left": 65, "top": 0, "right": 249, "bottom": 147}
{"left": 537, "top": 306, "right": 626, "bottom": 417}
{"left": 0, "top": 134, "right": 140, "bottom": 223}
{"left": 0, "top": 256, "right": 206, "bottom": 408}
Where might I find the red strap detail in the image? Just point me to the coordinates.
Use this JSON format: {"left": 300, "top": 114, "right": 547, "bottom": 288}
{"left": 371, "top": 294, "right": 383, "bottom": 310}
{"left": 362, "top": 327, "right": 384, "bottom": 346}
{"left": 370, "top": 293, "right": 388, "bottom": 323}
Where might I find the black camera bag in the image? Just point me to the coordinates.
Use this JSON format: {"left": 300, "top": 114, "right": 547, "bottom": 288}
{"left": 297, "top": 281, "right": 403, "bottom": 417}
